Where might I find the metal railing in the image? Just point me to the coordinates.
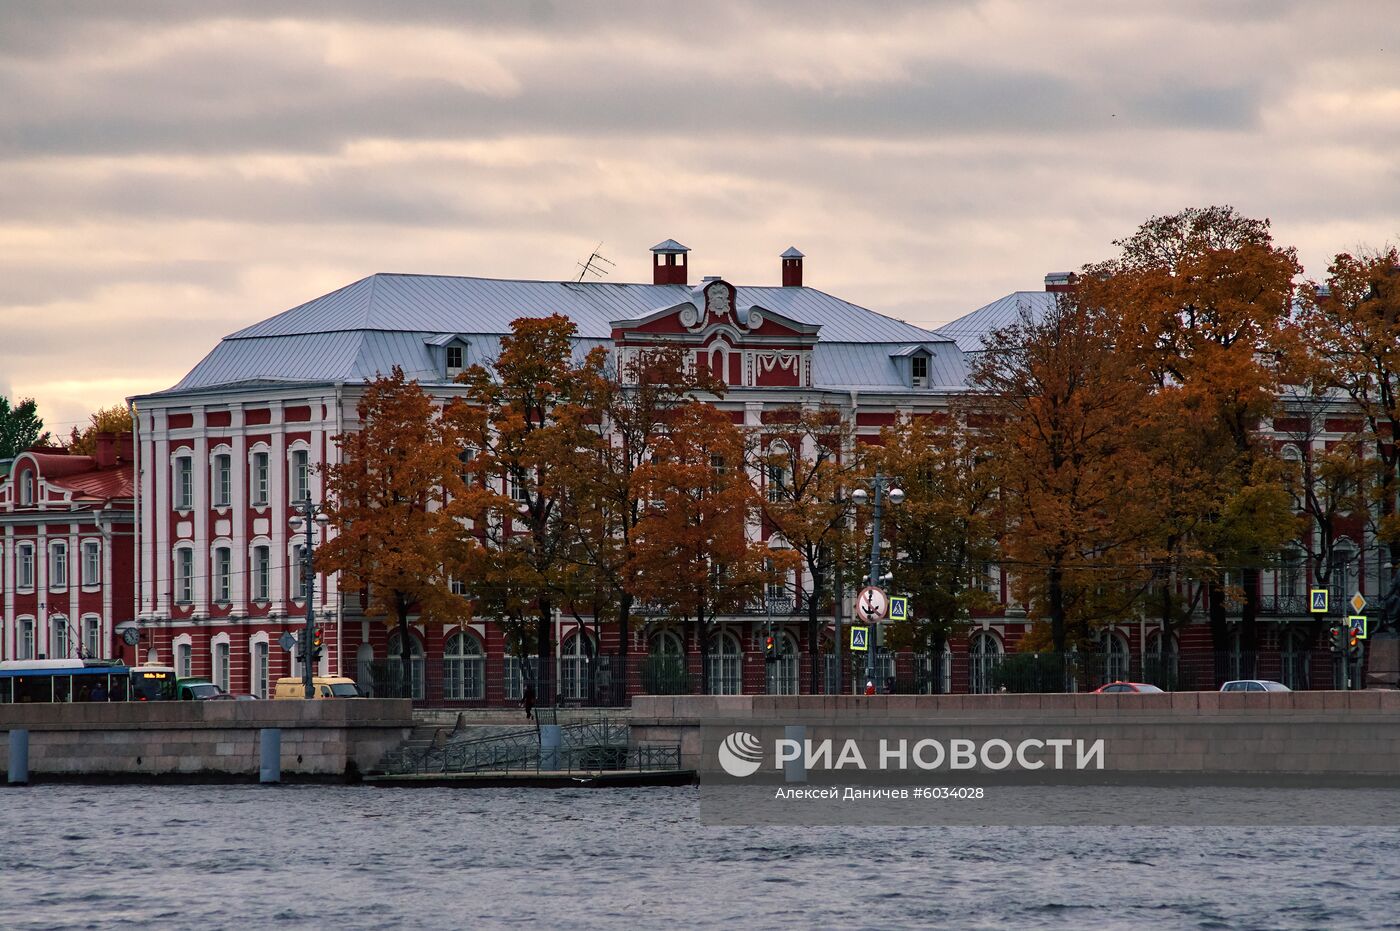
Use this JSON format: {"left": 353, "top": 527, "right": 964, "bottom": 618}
{"left": 381, "top": 717, "right": 680, "bottom": 776}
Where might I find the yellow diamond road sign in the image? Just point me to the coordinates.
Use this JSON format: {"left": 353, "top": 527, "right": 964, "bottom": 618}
{"left": 1350, "top": 592, "right": 1367, "bottom": 615}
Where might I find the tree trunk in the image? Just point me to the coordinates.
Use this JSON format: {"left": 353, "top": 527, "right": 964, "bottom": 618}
{"left": 1208, "top": 580, "right": 1229, "bottom": 684}
{"left": 697, "top": 605, "right": 710, "bottom": 696}
{"left": 1048, "top": 564, "right": 1067, "bottom": 653}
{"left": 537, "top": 597, "right": 553, "bottom": 704}
{"left": 930, "top": 631, "right": 947, "bottom": 694}
{"left": 1241, "top": 567, "right": 1260, "bottom": 678}
{"left": 616, "top": 593, "right": 633, "bottom": 705}
{"left": 396, "top": 598, "right": 412, "bottom": 700}
{"left": 806, "top": 567, "right": 822, "bottom": 695}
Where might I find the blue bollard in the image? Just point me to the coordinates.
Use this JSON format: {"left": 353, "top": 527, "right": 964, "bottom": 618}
{"left": 784, "top": 725, "right": 807, "bottom": 784}
{"left": 259, "top": 728, "right": 282, "bottom": 784}
{"left": 540, "top": 724, "right": 561, "bottom": 771}
{"left": 8, "top": 730, "right": 29, "bottom": 785}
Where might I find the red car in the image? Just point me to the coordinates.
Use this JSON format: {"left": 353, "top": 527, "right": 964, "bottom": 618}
{"left": 1093, "top": 681, "right": 1164, "bottom": 694}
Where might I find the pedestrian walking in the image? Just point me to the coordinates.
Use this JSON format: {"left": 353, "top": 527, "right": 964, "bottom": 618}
{"left": 522, "top": 682, "right": 536, "bottom": 721}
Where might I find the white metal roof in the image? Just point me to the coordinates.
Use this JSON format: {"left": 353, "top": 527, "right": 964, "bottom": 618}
{"left": 933, "top": 290, "right": 1060, "bottom": 353}
{"left": 159, "top": 272, "right": 970, "bottom": 396}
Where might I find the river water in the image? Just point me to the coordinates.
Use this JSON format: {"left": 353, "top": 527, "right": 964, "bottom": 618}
{"left": 2, "top": 784, "right": 1397, "bottom": 930}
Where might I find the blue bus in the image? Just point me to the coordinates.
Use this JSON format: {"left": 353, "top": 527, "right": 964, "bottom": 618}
{"left": 0, "top": 659, "right": 177, "bottom": 703}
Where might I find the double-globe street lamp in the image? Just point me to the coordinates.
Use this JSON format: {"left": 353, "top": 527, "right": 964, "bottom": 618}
{"left": 850, "top": 472, "right": 905, "bottom": 692}
{"left": 289, "top": 502, "right": 329, "bottom": 700}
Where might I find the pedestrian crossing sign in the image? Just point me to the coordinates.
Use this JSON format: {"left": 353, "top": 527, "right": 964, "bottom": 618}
{"left": 1350, "top": 616, "right": 1369, "bottom": 640}
{"left": 1310, "top": 589, "right": 1328, "bottom": 614}
{"left": 850, "top": 626, "right": 869, "bottom": 652}
{"left": 889, "top": 597, "right": 908, "bottom": 622}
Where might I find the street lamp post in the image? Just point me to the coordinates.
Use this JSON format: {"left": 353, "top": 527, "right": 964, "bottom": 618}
{"left": 850, "top": 472, "right": 905, "bottom": 691}
{"left": 289, "top": 502, "right": 329, "bottom": 700}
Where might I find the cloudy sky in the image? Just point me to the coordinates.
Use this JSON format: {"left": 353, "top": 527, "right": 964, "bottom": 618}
{"left": 2, "top": 1, "right": 1398, "bottom": 433}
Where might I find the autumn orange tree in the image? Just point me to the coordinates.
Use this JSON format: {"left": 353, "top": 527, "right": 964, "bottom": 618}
{"left": 455, "top": 314, "right": 609, "bottom": 700}
{"left": 630, "top": 401, "right": 785, "bottom": 694}
{"left": 318, "top": 366, "right": 479, "bottom": 694}
{"left": 867, "top": 411, "right": 999, "bottom": 684}
{"left": 556, "top": 347, "right": 723, "bottom": 697}
{"left": 758, "top": 405, "right": 861, "bottom": 693}
{"left": 1296, "top": 249, "right": 1400, "bottom": 629}
{"left": 1086, "top": 206, "right": 1301, "bottom": 660}
{"left": 973, "top": 295, "right": 1162, "bottom": 654}
{"left": 66, "top": 405, "right": 133, "bottom": 455}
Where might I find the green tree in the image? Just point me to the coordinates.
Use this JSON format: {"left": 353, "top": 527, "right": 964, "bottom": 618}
{"left": 0, "top": 396, "right": 51, "bottom": 459}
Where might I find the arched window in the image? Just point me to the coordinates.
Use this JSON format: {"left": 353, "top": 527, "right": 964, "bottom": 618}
{"left": 706, "top": 630, "right": 743, "bottom": 695}
{"left": 1098, "top": 629, "right": 1130, "bottom": 684}
{"left": 1145, "top": 630, "right": 1178, "bottom": 689}
{"left": 18, "top": 469, "right": 34, "bottom": 506}
{"left": 1280, "top": 627, "right": 1310, "bottom": 691}
{"left": 386, "top": 631, "right": 425, "bottom": 700}
{"left": 212, "top": 638, "right": 231, "bottom": 693}
{"left": 443, "top": 631, "right": 485, "bottom": 701}
{"left": 765, "top": 630, "right": 799, "bottom": 695}
{"left": 643, "top": 630, "right": 688, "bottom": 695}
{"left": 50, "top": 615, "right": 69, "bottom": 659}
{"left": 560, "top": 632, "right": 594, "bottom": 701}
{"left": 356, "top": 643, "right": 375, "bottom": 697}
{"left": 251, "top": 639, "right": 271, "bottom": 699}
{"left": 968, "top": 630, "right": 1003, "bottom": 695}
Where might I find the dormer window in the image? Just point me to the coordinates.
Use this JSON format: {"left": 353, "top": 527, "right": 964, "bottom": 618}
{"left": 446, "top": 345, "right": 464, "bottom": 372}
{"left": 912, "top": 355, "right": 929, "bottom": 388}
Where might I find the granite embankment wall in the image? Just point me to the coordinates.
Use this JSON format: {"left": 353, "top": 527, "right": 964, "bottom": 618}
{"left": 631, "top": 691, "right": 1400, "bottom": 776}
{"left": 0, "top": 700, "right": 413, "bottom": 781}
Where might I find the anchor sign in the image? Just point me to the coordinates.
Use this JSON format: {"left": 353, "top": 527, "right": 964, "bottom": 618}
{"left": 856, "top": 586, "right": 889, "bottom": 623}
{"left": 850, "top": 626, "right": 870, "bottom": 652}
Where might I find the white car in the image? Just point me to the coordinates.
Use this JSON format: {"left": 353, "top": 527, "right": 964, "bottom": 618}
{"left": 1220, "top": 679, "right": 1291, "bottom": 692}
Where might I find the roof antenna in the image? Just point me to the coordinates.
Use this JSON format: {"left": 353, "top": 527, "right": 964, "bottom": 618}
{"left": 576, "top": 243, "right": 616, "bottom": 282}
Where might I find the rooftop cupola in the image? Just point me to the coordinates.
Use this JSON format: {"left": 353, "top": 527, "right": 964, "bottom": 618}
{"left": 781, "top": 246, "right": 804, "bottom": 287}
{"left": 651, "top": 239, "right": 690, "bottom": 285}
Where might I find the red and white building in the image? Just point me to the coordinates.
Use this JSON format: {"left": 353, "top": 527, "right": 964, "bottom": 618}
{"left": 0, "top": 436, "right": 135, "bottom": 665}
{"left": 121, "top": 240, "right": 1369, "bottom": 702}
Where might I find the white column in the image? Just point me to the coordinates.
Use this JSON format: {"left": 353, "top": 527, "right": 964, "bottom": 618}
{"left": 67, "top": 521, "right": 78, "bottom": 656}
{"left": 154, "top": 422, "right": 171, "bottom": 619}
{"left": 192, "top": 409, "right": 210, "bottom": 616}
{"left": 270, "top": 402, "right": 287, "bottom": 612}
{"left": 231, "top": 408, "right": 248, "bottom": 614}
{"left": 3, "top": 525, "right": 13, "bottom": 660}
{"left": 36, "top": 525, "right": 47, "bottom": 658}
{"left": 101, "top": 514, "right": 114, "bottom": 658}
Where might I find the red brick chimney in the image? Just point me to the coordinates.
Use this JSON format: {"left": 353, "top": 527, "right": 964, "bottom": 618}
{"left": 1044, "top": 272, "right": 1078, "bottom": 293}
{"left": 781, "top": 247, "right": 804, "bottom": 287}
{"left": 95, "top": 432, "right": 116, "bottom": 468}
{"left": 651, "top": 239, "right": 690, "bottom": 286}
{"left": 117, "top": 432, "right": 134, "bottom": 464}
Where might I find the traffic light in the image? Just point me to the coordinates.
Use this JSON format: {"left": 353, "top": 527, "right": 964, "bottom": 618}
{"left": 764, "top": 634, "right": 777, "bottom": 664}
{"left": 1329, "top": 624, "right": 1345, "bottom": 653}
{"left": 1348, "top": 626, "right": 1362, "bottom": 659}
{"left": 312, "top": 626, "right": 324, "bottom": 662}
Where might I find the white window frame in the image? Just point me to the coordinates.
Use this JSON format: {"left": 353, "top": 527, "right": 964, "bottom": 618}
{"left": 18, "top": 469, "right": 34, "bottom": 506}
{"left": 51, "top": 615, "right": 69, "bottom": 659}
{"left": 82, "top": 614, "right": 102, "bottom": 660}
{"left": 212, "top": 636, "right": 231, "bottom": 693}
{"left": 291, "top": 543, "right": 308, "bottom": 601}
{"left": 250, "top": 636, "right": 270, "bottom": 699}
{"left": 252, "top": 544, "right": 271, "bottom": 602}
{"left": 250, "top": 450, "right": 270, "bottom": 507}
{"left": 174, "top": 636, "right": 193, "bottom": 678}
{"left": 17, "top": 542, "right": 35, "bottom": 591}
{"left": 912, "top": 354, "right": 929, "bottom": 387}
{"left": 213, "top": 546, "right": 232, "bottom": 604}
{"left": 175, "top": 546, "right": 194, "bottom": 604}
{"left": 290, "top": 448, "right": 310, "bottom": 504}
{"left": 49, "top": 541, "right": 68, "bottom": 590}
{"left": 19, "top": 617, "right": 35, "bottom": 660}
{"left": 81, "top": 539, "right": 101, "bottom": 587}
{"left": 212, "top": 451, "right": 232, "bottom": 508}
{"left": 175, "top": 455, "right": 194, "bottom": 511}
